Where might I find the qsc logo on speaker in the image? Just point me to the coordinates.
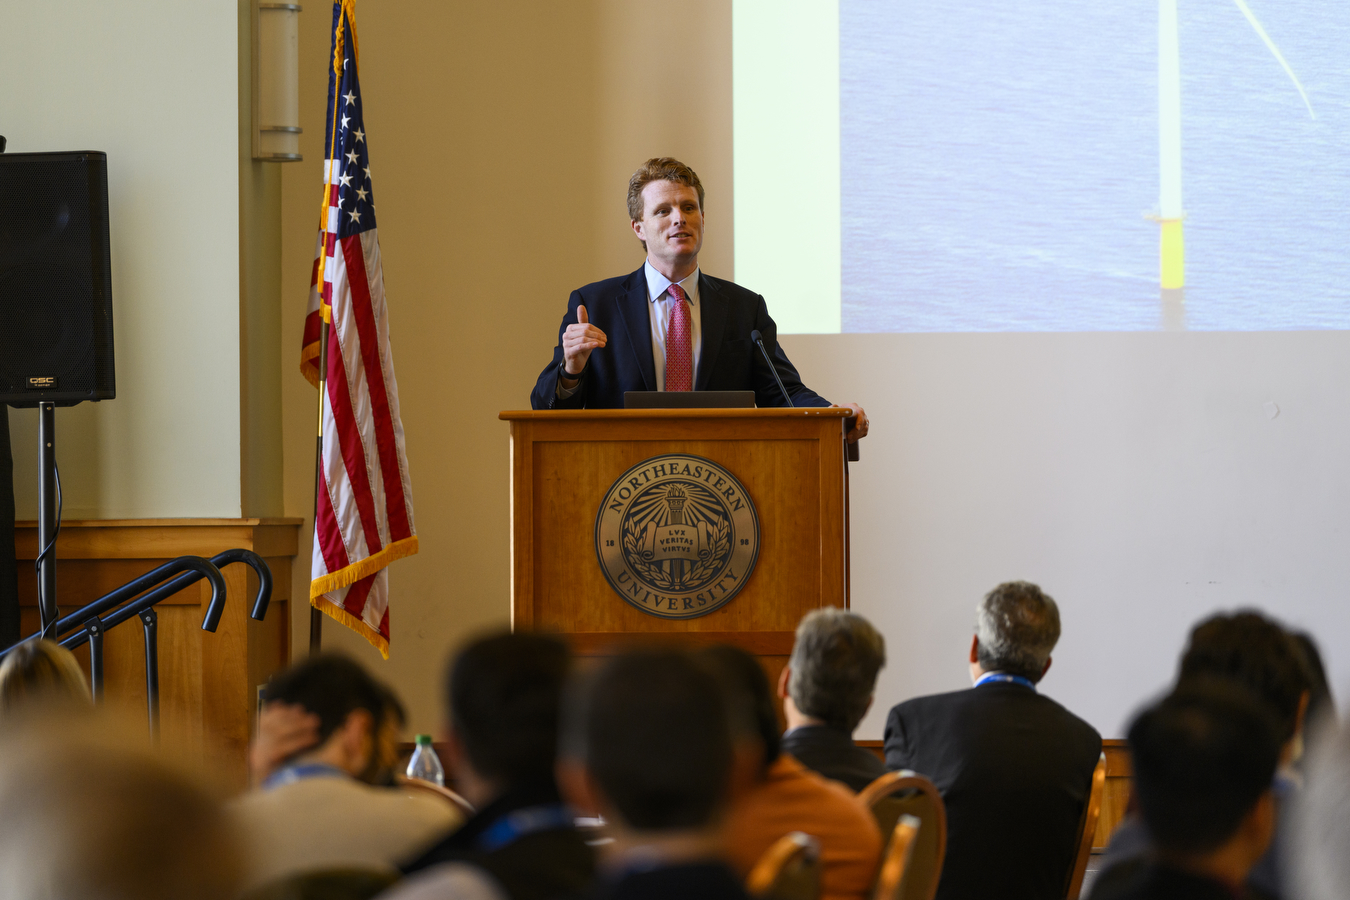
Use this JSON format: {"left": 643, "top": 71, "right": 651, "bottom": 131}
{"left": 26, "top": 377, "right": 57, "bottom": 390}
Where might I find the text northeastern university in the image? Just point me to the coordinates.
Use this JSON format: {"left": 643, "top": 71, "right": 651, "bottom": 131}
{"left": 595, "top": 454, "right": 760, "bottom": 619}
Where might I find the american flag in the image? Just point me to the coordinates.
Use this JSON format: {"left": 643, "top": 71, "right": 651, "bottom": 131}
{"left": 300, "top": 0, "right": 417, "bottom": 657}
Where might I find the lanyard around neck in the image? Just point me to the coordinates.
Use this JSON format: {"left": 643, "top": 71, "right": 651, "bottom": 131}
{"left": 476, "top": 803, "right": 574, "bottom": 853}
{"left": 975, "top": 672, "right": 1037, "bottom": 691}
{"left": 262, "top": 763, "right": 348, "bottom": 791}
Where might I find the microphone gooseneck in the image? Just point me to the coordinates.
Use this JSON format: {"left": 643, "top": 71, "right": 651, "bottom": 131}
{"left": 750, "top": 329, "right": 793, "bottom": 409}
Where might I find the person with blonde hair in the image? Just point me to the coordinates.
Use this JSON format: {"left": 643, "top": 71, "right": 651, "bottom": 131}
{"left": 0, "top": 714, "right": 243, "bottom": 900}
{"left": 0, "top": 638, "right": 91, "bottom": 714}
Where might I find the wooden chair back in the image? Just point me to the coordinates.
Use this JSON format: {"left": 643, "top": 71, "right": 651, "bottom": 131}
{"left": 858, "top": 771, "right": 946, "bottom": 900}
{"left": 396, "top": 775, "right": 476, "bottom": 819}
{"left": 746, "top": 831, "right": 823, "bottom": 900}
{"left": 872, "top": 814, "right": 921, "bottom": 900}
{"left": 1063, "top": 753, "right": 1108, "bottom": 900}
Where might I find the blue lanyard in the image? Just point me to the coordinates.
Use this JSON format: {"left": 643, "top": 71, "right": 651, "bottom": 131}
{"left": 262, "top": 763, "right": 348, "bottom": 791}
{"left": 476, "top": 803, "right": 574, "bottom": 852}
{"left": 975, "top": 672, "right": 1037, "bottom": 691}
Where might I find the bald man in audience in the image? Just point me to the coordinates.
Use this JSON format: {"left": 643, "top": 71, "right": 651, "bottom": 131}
{"left": 883, "top": 581, "right": 1101, "bottom": 900}
{"left": 703, "top": 645, "right": 883, "bottom": 900}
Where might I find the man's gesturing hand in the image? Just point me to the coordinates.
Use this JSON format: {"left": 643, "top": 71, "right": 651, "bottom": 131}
{"left": 562, "top": 304, "right": 607, "bottom": 377}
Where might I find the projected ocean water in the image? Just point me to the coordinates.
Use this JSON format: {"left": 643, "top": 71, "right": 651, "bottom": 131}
{"left": 841, "top": 0, "right": 1350, "bottom": 332}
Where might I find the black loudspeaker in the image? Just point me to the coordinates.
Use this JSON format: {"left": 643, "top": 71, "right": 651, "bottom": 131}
{"left": 0, "top": 151, "right": 115, "bottom": 407}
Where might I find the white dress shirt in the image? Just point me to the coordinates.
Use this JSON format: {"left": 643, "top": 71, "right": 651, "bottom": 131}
{"left": 644, "top": 260, "right": 702, "bottom": 391}
{"left": 557, "top": 261, "right": 702, "bottom": 397}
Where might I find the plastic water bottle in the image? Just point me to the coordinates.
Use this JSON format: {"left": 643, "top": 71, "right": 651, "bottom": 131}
{"left": 406, "top": 734, "right": 444, "bottom": 786}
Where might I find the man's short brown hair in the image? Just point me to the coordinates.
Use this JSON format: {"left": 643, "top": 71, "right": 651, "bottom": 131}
{"left": 627, "top": 157, "right": 705, "bottom": 222}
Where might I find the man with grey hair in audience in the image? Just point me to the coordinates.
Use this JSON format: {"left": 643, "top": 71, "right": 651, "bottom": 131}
{"left": 777, "top": 607, "right": 888, "bottom": 791}
{"left": 883, "top": 581, "right": 1101, "bottom": 900}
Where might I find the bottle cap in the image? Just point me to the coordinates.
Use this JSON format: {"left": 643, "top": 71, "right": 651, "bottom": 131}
{"left": 415, "top": 734, "right": 433, "bottom": 746}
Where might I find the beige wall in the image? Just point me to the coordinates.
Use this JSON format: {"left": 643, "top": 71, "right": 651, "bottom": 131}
{"left": 280, "top": 0, "right": 735, "bottom": 732}
{"left": 3, "top": 0, "right": 246, "bottom": 519}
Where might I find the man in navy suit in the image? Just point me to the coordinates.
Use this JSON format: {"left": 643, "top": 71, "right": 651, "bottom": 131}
{"left": 529, "top": 157, "right": 869, "bottom": 442}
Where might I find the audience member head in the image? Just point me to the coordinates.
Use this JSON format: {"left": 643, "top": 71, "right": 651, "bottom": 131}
{"left": 1129, "top": 683, "right": 1281, "bottom": 885}
{"left": 0, "top": 714, "right": 242, "bottom": 900}
{"left": 262, "top": 653, "right": 391, "bottom": 784}
{"left": 445, "top": 631, "right": 571, "bottom": 805}
{"left": 1293, "top": 716, "right": 1350, "bottom": 900}
{"left": 560, "top": 648, "right": 732, "bottom": 840}
{"left": 0, "top": 639, "right": 91, "bottom": 715}
{"left": 696, "top": 644, "right": 782, "bottom": 771}
{"left": 972, "top": 581, "right": 1060, "bottom": 683}
{"left": 1178, "top": 610, "right": 1311, "bottom": 753}
{"left": 783, "top": 607, "right": 886, "bottom": 733}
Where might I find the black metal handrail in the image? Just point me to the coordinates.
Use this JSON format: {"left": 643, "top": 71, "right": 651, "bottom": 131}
{"left": 0, "top": 550, "right": 273, "bottom": 735}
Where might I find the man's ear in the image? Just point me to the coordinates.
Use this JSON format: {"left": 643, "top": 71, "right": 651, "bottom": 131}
{"left": 776, "top": 665, "right": 791, "bottom": 701}
{"left": 337, "top": 708, "right": 376, "bottom": 770}
{"left": 1240, "top": 788, "right": 1278, "bottom": 864}
{"left": 1040, "top": 656, "right": 1053, "bottom": 679}
{"left": 727, "top": 739, "right": 767, "bottom": 803}
{"left": 556, "top": 758, "right": 601, "bottom": 818}
{"left": 969, "top": 635, "right": 980, "bottom": 664}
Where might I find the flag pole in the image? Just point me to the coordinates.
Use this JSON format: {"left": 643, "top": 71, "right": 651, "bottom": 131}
{"left": 309, "top": 314, "right": 329, "bottom": 654}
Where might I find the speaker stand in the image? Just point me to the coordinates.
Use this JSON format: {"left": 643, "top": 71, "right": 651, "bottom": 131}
{"left": 37, "top": 402, "right": 58, "bottom": 636}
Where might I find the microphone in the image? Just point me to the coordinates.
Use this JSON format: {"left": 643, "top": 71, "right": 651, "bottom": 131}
{"left": 750, "top": 329, "right": 793, "bottom": 409}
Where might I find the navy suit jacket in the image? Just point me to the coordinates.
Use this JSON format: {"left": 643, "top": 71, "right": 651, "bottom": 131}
{"left": 530, "top": 267, "right": 830, "bottom": 410}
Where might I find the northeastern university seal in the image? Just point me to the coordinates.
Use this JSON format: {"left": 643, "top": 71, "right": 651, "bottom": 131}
{"left": 595, "top": 454, "right": 759, "bottom": 619}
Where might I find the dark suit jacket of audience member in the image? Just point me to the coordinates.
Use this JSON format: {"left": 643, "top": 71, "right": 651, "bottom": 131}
{"left": 884, "top": 682, "right": 1102, "bottom": 900}
{"left": 1089, "top": 769, "right": 1295, "bottom": 900}
{"left": 1087, "top": 863, "right": 1261, "bottom": 900}
{"left": 401, "top": 783, "right": 595, "bottom": 900}
{"left": 781, "top": 725, "right": 887, "bottom": 793}
{"left": 529, "top": 267, "right": 830, "bottom": 411}
{"left": 592, "top": 862, "right": 751, "bottom": 900}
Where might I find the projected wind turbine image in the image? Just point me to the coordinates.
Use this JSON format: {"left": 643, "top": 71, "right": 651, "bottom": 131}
{"left": 840, "top": 0, "right": 1348, "bottom": 332}
{"left": 1156, "top": 0, "right": 1317, "bottom": 328}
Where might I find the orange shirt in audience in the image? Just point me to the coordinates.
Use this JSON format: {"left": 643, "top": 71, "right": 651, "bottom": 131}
{"left": 724, "top": 753, "right": 883, "bottom": 900}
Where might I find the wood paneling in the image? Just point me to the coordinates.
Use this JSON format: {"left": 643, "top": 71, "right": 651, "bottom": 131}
{"left": 1095, "top": 739, "right": 1133, "bottom": 849}
{"left": 502, "top": 409, "right": 850, "bottom": 664}
{"left": 14, "top": 518, "right": 301, "bottom": 788}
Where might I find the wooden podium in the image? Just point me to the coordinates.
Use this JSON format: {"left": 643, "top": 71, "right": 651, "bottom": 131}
{"left": 501, "top": 408, "right": 851, "bottom": 672}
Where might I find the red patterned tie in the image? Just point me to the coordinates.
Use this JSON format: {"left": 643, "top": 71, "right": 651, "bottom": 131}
{"left": 665, "top": 283, "right": 693, "bottom": 391}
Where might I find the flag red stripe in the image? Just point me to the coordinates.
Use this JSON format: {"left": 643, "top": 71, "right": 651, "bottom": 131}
{"left": 344, "top": 573, "right": 376, "bottom": 618}
{"left": 315, "top": 464, "right": 351, "bottom": 575}
{"left": 341, "top": 236, "right": 413, "bottom": 542}
{"left": 324, "top": 320, "right": 385, "bottom": 555}
{"left": 378, "top": 607, "right": 390, "bottom": 641}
